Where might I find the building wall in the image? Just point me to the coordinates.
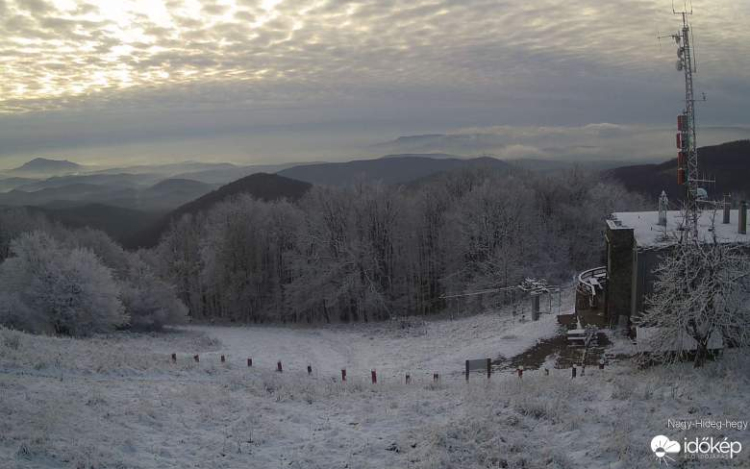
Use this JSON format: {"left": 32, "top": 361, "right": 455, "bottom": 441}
{"left": 632, "top": 248, "right": 670, "bottom": 318}
{"left": 605, "top": 223, "right": 634, "bottom": 328}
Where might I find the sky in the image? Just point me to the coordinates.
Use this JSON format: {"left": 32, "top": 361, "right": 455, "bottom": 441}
{"left": 1, "top": 0, "right": 749, "bottom": 169}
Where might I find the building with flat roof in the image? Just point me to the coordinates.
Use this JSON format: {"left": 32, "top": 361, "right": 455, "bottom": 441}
{"left": 576, "top": 203, "right": 750, "bottom": 329}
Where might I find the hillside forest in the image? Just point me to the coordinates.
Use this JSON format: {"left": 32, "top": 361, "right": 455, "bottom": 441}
{"left": 0, "top": 168, "right": 646, "bottom": 333}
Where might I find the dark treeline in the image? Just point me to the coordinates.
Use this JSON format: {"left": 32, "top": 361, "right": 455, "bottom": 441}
{"left": 154, "top": 168, "right": 646, "bottom": 323}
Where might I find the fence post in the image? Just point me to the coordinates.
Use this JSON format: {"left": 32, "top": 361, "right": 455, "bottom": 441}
{"left": 433, "top": 373, "right": 439, "bottom": 383}
{"left": 221, "top": 354, "right": 226, "bottom": 364}
{"left": 465, "top": 360, "right": 470, "bottom": 382}
{"left": 307, "top": 365, "right": 312, "bottom": 375}
{"left": 341, "top": 369, "right": 347, "bottom": 382}
{"left": 371, "top": 369, "right": 377, "bottom": 384}
{"left": 277, "top": 361, "right": 283, "bottom": 372}
{"left": 247, "top": 358, "right": 253, "bottom": 367}
{"left": 487, "top": 358, "right": 492, "bottom": 379}
{"left": 193, "top": 354, "right": 199, "bottom": 363}
{"left": 405, "top": 374, "right": 411, "bottom": 385}
{"left": 571, "top": 365, "right": 577, "bottom": 379}
{"left": 171, "top": 353, "right": 176, "bottom": 363}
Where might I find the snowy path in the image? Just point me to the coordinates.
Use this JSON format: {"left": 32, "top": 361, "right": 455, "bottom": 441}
{"left": 186, "top": 311, "right": 561, "bottom": 379}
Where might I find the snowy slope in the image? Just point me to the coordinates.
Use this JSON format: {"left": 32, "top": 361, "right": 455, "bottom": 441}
{"left": 2, "top": 311, "right": 749, "bottom": 468}
{"left": 188, "top": 311, "right": 560, "bottom": 378}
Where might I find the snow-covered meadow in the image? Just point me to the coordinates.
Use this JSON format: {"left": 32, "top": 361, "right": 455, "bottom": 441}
{"left": 1, "top": 311, "right": 748, "bottom": 469}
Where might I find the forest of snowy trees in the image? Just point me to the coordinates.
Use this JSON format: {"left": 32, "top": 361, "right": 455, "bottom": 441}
{"left": 154, "top": 169, "right": 645, "bottom": 323}
{"left": 0, "top": 215, "right": 186, "bottom": 336}
{"left": 0, "top": 168, "right": 647, "bottom": 333}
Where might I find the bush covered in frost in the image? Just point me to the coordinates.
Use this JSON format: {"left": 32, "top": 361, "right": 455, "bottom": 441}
{"left": 0, "top": 232, "right": 126, "bottom": 336}
{"left": 0, "top": 228, "right": 189, "bottom": 336}
{"left": 120, "top": 256, "right": 188, "bottom": 331}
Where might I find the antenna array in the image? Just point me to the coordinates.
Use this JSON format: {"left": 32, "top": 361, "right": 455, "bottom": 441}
{"left": 668, "top": 7, "right": 710, "bottom": 237}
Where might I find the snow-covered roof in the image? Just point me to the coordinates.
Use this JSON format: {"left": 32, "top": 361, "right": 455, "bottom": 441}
{"left": 609, "top": 210, "right": 750, "bottom": 248}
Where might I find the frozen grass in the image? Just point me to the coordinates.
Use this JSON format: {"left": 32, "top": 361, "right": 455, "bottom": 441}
{"left": 184, "top": 308, "right": 563, "bottom": 378}
{"left": 1, "top": 322, "right": 748, "bottom": 468}
{"left": 0, "top": 327, "right": 220, "bottom": 375}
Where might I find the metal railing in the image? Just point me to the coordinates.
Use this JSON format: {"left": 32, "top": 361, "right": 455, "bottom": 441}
{"left": 577, "top": 266, "right": 607, "bottom": 298}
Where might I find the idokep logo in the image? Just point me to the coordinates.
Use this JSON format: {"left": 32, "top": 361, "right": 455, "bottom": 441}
{"left": 651, "top": 434, "right": 744, "bottom": 464}
{"left": 683, "top": 437, "right": 743, "bottom": 460}
{"left": 651, "top": 435, "right": 681, "bottom": 465}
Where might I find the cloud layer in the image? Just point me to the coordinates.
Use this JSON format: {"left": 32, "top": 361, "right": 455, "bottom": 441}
{"left": 372, "top": 124, "right": 750, "bottom": 162}
{"left": 1, "top": 0, "right": 748, "bottom": 165}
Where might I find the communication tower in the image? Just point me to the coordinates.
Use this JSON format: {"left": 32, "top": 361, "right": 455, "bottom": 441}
{"left": 667, "top": 3, "right": 711, "bottom": 236}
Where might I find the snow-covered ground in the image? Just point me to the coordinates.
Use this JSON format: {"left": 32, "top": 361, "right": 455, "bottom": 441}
{"left": 1, "top": 311, "right": 749, "bottom": 469}
{"left": 187, "top": 310, "right": 560, "bottom": 379}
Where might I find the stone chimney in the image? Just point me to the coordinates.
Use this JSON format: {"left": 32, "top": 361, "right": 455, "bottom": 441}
{"left": 657, "top": 191, "right": 668, "bottom": 226}
{"left": 723, "top": 198, "right": 731, "bottom": 224}
{"left": 740, "top": 201, "right": 748, "bottom": 235}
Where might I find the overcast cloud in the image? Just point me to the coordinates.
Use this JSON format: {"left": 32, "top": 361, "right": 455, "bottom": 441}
{"left": 1, "top": 0, "right": 749, "bottom": 168}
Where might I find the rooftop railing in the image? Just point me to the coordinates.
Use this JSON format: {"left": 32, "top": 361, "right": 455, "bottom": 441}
{"left": 577, "top": 266, "right": 607, "bottom": 298}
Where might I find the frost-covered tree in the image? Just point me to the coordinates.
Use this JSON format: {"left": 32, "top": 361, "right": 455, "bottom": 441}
{"left": 120, "top": 256, "right": 188, "bottom": 331}
{"left": 636, "top": 221, "right": 750, "bottom": 367}
{"left": 0, "top": 232, "right": 127, "bottom": 336}
{"left": 60, "top": 227, "right": 131, "bottom": 279}
{"left": 152, "top": 170, "right": 645, "bottom": 322}
{"left": 155, "top": 214, "right": 206, "bottom": 318}
{"left": 0, "top": 207, "right": 56, "bottom": 261}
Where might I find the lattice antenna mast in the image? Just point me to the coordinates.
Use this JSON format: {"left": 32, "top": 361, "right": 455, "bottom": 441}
{"left": 670, "top": 5, "right": 706, "bottom": 237}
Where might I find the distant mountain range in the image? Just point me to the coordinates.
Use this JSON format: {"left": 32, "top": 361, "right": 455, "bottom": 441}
{"left": 30, "top": 204, "right": 164, "bottom": 243}
{"left": 0, "top": 177, "right": 38, "bottom": 192}
{"left": 277, "top": 155, "right": 511, "bottom": 186}
{"left": 126, "top": 173, "right": 312, "bottom": 248}
{"left": 5, "top": 141, "right": 748, "bottom": 246}
{"left": 8, "top": 158, "right": 83, "bottom": 176}
{"left": 14, "top": 173, "right": 157, "bottom": 192}
{"left": 605, "top": 140, "right": 750, "bottom": 200}
{"left": 0, "top": 178, "right": 216, "bottom": 211}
